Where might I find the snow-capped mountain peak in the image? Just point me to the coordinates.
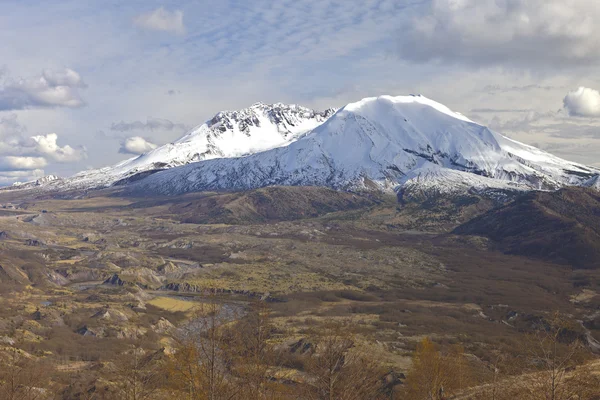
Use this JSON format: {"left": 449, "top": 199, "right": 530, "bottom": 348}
{"left": 10, "top": 94, "right": 599, "bottom": 198}
{"left": 50, "top": 102, "right": 334, "bottom": 190}
{"left": 128, "top": 94, "right": 599, "bottom": 196}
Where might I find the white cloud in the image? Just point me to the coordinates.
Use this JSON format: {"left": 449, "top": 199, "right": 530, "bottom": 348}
{"left": 396, "top": 0, "right": 600, "bottom": 68}
{"left": 0, "top": 68, "right": 87, "bottom": 110}
{"left": 42, "top": 68, "right": 87, "bottom": 88}
{"left": 0, "top": 115, "right": 86, "bottom": 184}
{"left": 119, "top": 136, "right": 158, "bottom": 155}
{"left": 0, "top": 156, "right": 47, "bottom": 171}
{"left": 111, "top": 117, "right": 189, "bottom": 132}
{"left": 563, "top": 87, "right": 600, "bottom": 117}
{"left": 133, "top": 7, "right": 185, "bottom": 34}
{"left": 29, "top": 133, "right": 87, "bottom": 162}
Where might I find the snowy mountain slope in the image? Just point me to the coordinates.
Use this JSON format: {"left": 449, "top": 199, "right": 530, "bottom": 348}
{"left": 129, "top": 95, "right": 599, "bottom": 196}
{"left": 49, "top": 103, "right": 335, "bottom": 190}
{"left": 585, "top": 174, "right": 600, "bottom": 190}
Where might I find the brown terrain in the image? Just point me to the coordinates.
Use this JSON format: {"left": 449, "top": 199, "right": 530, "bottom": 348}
{"left": 0, "top": 185, "right": 598, "bottom": 398}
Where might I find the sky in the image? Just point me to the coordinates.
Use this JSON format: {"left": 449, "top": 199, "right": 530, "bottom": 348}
{"left": 1, "top": 0, "right": 599, "bottom": 185}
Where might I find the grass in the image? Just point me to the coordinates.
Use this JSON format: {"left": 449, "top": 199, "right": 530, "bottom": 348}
{"left": 55, "top": 259, "right": 83, "bottom": 265}
{"left": 147, "top": 296, "right": 200, "bottom": 313}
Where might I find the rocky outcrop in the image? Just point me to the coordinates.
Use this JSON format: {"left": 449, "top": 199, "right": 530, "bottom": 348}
{"left": 152, "top": 317, "right": 175, "bottom": 334}
{"left": 104, "top": 274, "right": 126, "bottom": 286}
{"left": 25, "top": 239, "right": 44, "bottom": 246}
{"left": 160, "top": 283, "right": 282, "bottom": 302}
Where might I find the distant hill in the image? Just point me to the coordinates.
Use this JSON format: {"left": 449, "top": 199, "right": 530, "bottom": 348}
{"left": 454, "top": 187, "right": 600, "bottom": 269}
{"left": 168, "top": 186, "right": 380, "bottom": 224}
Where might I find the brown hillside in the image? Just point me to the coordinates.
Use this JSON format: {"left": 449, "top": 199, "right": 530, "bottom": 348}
{"left": 454, "top": 187, "right": 600, "bottom": 269}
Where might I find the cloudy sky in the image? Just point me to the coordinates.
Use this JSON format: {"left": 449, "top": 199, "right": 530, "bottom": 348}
{"left": 1, "top": 0, "right": 599, "bottom": 184}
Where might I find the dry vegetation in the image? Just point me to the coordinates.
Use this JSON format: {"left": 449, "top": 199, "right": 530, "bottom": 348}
{"left": 0, "top": 187, "right": 598, "bottom": 398}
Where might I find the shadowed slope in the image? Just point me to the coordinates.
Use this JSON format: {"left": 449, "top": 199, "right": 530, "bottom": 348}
{"left": 454, "top": 187, "right": 600, "bottom": 269}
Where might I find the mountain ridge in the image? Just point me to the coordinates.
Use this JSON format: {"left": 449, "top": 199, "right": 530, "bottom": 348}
{"left": 127, "top": 95, "right": 599, "bottom": 196}
{"left": 6, "top": 94, "right": 600, "bottom": 198}
{"left": 31, "top": 102, "right": 335, "bottom": 191}
{"left": 454, "top": 187, "right": 600, "bottom": 269}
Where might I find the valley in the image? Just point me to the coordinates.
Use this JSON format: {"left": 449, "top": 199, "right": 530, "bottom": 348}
{"left": 0, "top": 186, "right": 599, "bottom": 398}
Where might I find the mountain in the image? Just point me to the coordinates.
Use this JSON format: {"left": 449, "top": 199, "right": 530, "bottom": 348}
{"left": 454, "top": 187, "right": 600, "bottom": 269}
{"left": 154, "top": 186, "right": 379, "bottom": 224}
{"left": 11, "top": 175, "right": 61, "bottom": 189}
{"left": 46, "top": 103, "right": 335, "bottom": 190}
{"left": 127, "top": 95, "right": 599, "bottom": 196}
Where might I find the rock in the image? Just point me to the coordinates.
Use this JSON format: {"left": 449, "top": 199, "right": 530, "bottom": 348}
{"left": 92, "top": 307, "right": 129, "bottom": 322}
{"left": 289, "top": 338, "right": 313, "bottom": 354}
{"left": 152, "top": 317, "right": 175, "bottom": 334}
{"left": 76, "top": 325, "right": 104, "bottom": 337}
{"left": 104, "top": 274, "right": 126, "bottom": 286}
{"left": 0, "top": 336, "right": 15, "bottom": 345}
{"left": 31, "top": 309, "right": 42, "bottom": 321}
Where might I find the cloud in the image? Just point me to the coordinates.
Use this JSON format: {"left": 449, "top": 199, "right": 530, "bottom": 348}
{"left": 471, "top": 108, "right": 532, "bottom": 113}
{"left": 0, "top": 114, "right": 85, "bottom": 183}
{"left": 0, "top": 114, "right": 27, "bottom": 149}
{"left": 487, "top": 110, "right": 562, "bottom": 131}
{"left": 396, "top": 0, "right": 600, "bottom": 68}
{"left": 0, "top": 156, "right": 47, "bottom": 171}
{"left": 0, "top": 68, "right": 87, "bottom": 110}
{"left": 29, "top": 133, "right": 87, "bottom": 162}
{"left": 563, "top": 87, "right": 600, "bottom": 117}
{"left": 119, "top": 136, "right": 158, "bottom": 155}
{"left": 41, "top": 68, "right": 87, "bottom": 88}
{"left": 0, "top": 169, "right": 45, "bottom": 178}
{"left": 133, "top": 7, "right": 185, "bottom": 34}
{"left": 110, "top": 117, "right": 189, "bottom": 132}
{"left": 482, "top": 84, "right": 559, "bottom": 94}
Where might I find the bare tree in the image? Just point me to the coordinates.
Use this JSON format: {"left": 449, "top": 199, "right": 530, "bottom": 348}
{"left": 0, "top": 346, "right": 52, "bottom": 400}
{"left": 226, "top": 300, "right": 284, "bottom": 399}
{"left": 167, "top": 298, "right": 237, "bottom": 400}
{"left": 458, "top": 313, "right": 600, "bottom": 400}
{"left": 113, "top": 341, "right": 164, "bottom": 400}
{"left": 303, "top": 321, "right": 386, "bottom": 400}
{"left": 517, "top": 312, "right": 600, "bottom": 400}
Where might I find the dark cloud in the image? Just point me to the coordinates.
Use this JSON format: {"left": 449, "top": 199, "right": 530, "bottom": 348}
{"left": 396, "top": 0, "right": 600, "bottom": 69}
{"left": 110, "top": 117, "right": 189, "bottom": 132}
